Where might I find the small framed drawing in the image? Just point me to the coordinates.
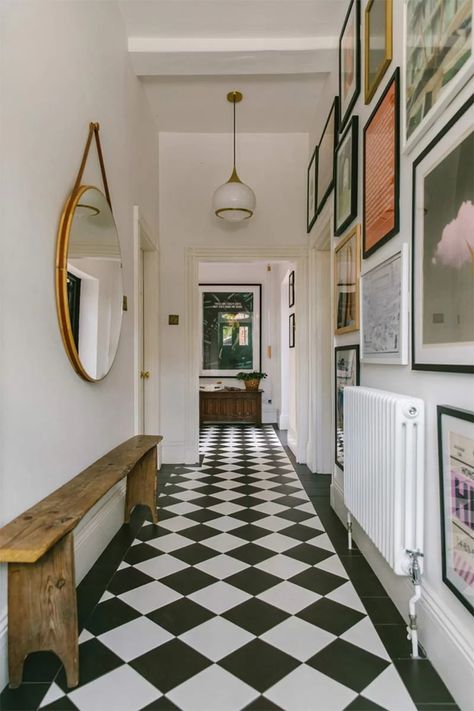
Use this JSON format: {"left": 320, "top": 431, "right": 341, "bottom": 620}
{"left": 412, "top": 96, "right": 474, "bottom": 374}
{"left": 289, "top": 270, "right": 295, "bottom": 308}
{"left": 437, "top": 405, "right": 474, "bottom": 615}
{"left": 363, "top": 68, "right": 400, "bottom": 259}
{"left": 307, "top": 146, "right": 318, "bottom": 232}
{"left": 199, "top": 284, "right": 261, "bottom": 377}
{"left": 317, "top": 98, "right": 339, "bottom": 215}
{"left": 334, "top": 116, "right": 358, "bottom": 236}
{"left": 404, "top": 0, "right": 473, "bottom": 152}
{"left": 339, "top": 0, "right": 361, "bottom": 131}
{"left": 335, "top": 345, "right": 360, "bottom": 471}
{"left": 365, "top": 0, "right": 393, "bottom": 104}
{"left": 334, "top": 224, "right": 360, "bottom": 335}
{"left": 289, "top": 313, "right": 295, "bottom": 349}
{"left": 361, "top": 243, "right": 408, "bottom": 364}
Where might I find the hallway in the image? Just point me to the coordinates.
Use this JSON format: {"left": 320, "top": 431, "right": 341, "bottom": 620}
{"left": 1, "top": 426, "right": 455, "bottom": 711}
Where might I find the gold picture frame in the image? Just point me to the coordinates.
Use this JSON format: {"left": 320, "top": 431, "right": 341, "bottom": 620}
{"left": 365, "top": 0, "right": 393, "bottom": 104}
{"left": 334, "top": 224, "right": 361, "bottom": 335}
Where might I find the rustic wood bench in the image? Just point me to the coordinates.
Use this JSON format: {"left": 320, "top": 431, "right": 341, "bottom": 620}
{"left": 0, "top": 434, "right": 162, "bottom": 689}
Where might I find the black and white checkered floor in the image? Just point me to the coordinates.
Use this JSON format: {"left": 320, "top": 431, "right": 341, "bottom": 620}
{"left": 16, "top": 425, "right": 445, "bottom": 710}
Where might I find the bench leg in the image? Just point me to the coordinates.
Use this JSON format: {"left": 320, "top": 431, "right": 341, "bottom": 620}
{"left": 8, "top": 532, "right": 79, "bottom": 689}
{"left": 125, "top": 447, "right": 158, "bottom": 524}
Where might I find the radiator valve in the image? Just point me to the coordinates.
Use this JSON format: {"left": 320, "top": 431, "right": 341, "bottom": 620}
{"left": 406, "top": 549, "right": 424, "bottom": 584}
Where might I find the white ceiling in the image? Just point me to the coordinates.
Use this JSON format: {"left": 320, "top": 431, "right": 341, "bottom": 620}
{"left": 119, "top": 0, "right": 349, "bottom": 133}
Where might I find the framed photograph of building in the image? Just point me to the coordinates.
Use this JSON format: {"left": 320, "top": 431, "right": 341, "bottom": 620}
{"left": 307, "top": 146, "right": 318, "bottom": 232}
{"left": 289, "top": 270, "right": 295, "bottom": 308}
{"left": 412, "top": 96, "right": 473, "bottom": 374}
{"left": 365, "top": 0, "right": 393, "bottom": 104}
{"left": 339, "top": 0, "right": 361, "bottom": 131}
{"left": 335, "top": 345, "right": 360, "bottom": 470}
{"left": 361, "top": 244, "right": 409, "bottom": 365}
{"left": 404, "top": 0, "right": 473, "bottom": 151}
{"left": 334, "top": 224, "right": 360, "bottom": 335}
{"left": 335, "top": 116, "right": 359, "bottom": 236}
{"left": 289, "top": 313, "right": 295, "bottom": 348}
{"left": 317, "top": 98, "right": 339, "bottom": 215}
{"left": 199, "top": 284, "right": 261, "bottom": 377}
{"left": 363, "top": 68, "right": 400, "bottom": 258}
{"left": 437, "top": 405, "right": 474, "bottom": 615}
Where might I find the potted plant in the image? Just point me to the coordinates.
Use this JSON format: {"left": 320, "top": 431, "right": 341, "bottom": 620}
{"left": 236, "top": 371, "right": 267, "bottom": 391}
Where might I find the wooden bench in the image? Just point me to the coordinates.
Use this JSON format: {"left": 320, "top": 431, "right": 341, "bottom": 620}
{"left": 0, "top": 434, "right": 162, "bottom": 689}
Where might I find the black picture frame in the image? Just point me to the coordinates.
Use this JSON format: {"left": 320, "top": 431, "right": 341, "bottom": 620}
{"left": 317, "top": 97, "right": 340, "bottom": 216}
{"left": 363, "top": 67, "right": 400, "bottom": 259}
{"left": 339, "top": 0, "right": 361, "bottom": 132}
{"left": 334, "top": 345, "right": 360, "bottom": 470}
{"left": 289, "top": 313, "right": 295, "bottom": 349}
{"left": 289, "top": 271, "right": 295, "bottom": 308}
{"left": 334, "top": 115, "right": 359, "bottom": 236}
{"left": 307, "top": 146, "right": 318, "bottom": 233}
{"left": 411, "top": 96, "right": 474, "bottom": 374}
{"left": 437, "top": 405, "right": 474, "bottom": 615}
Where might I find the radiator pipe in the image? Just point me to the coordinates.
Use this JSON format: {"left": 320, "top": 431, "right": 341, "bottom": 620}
{"left": 347, "top": 512, "right": 353, "bottom": 550}
{"left": 407, "top": 584, "right": 421, "bottom": 658}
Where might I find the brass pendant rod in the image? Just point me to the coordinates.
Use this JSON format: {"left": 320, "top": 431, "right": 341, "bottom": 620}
{"left": 233, "top": 95, "right": 236, "bottom": 172}
{"left": 72, "top": 122, "right": 112, "bottom": 211}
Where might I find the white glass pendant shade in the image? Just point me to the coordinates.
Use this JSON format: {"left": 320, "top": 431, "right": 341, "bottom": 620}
{"left": 213, "top": 169, "right": 256, "bottom": 221}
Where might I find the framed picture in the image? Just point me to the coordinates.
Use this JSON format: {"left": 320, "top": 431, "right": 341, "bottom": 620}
{"left": 365, "top": 0, "right": 393, "bottom": 104}
{"left": 335, "top": 345, "right": 360, "bottom": 470}
{"left": 437, "top": 405, "right": 474, "bottom": 615}
{"left": 363, "top": 67, "right": 400, "bottom": 259}
{"left": 334, "top": 224, "right": 360, "bottom": 335}
{"left": 289, "top": 270, "right": 295, "bottom": 308}
{"left": 412, "top": 96, "right": 474, "bottom": 374}
{"left": 404, "top": 0, "right": 473, "bottom": 152}
{"left": 339, "top": 0, "right": 361, "bottom": 131}
{"left": 361, "top": 243, "right": 409, "bottom": 365}
{"left": 317, "top": 98, "right": 339, "bottom": 215}
{"left": 307, "top": 146, "right": 318, "bottom": 232}
{"left": 289, "top": 313, "right": 295, "bottom": 349}
{"left": 335, "top": 116, "right": 359, "bottom": 236}
{"left": 199, "top": 284, "right": 261, "bottom": 377}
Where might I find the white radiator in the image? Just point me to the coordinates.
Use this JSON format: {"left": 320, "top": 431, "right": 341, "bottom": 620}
{"left": 344, "top": 386, "right": 424, "bottom": 576}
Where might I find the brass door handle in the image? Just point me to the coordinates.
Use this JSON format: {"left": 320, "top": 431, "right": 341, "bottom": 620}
{"left": 140, "top": 370, "right": 150, "bottom": 379}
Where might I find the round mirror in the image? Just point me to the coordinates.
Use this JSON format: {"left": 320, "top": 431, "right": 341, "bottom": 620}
{"left": 56, "top": 185, "right": 124, "bottom": 381}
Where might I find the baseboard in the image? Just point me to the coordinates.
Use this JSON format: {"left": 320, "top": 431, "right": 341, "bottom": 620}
{"left": 287, "top": 429, "right": 297, "bottom": 458}
{"left": 278, "top": 413, "right": 289, "bottom": 430}
{"left": 330, "top": 481, "right": 474, "bottom": 710}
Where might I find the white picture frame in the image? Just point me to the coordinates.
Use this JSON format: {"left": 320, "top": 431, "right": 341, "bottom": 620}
{"left": 361, "top": 243, "right": 409, "bottom": 365}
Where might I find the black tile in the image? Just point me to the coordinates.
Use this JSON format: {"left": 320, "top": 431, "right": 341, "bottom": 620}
{"left": 124, "top": 543, "right": 163, "bottom": 565}
{"left": 308, "top": 639, "right": 389, "bottom": 693}
{"left": 140, "top": 696, "right": 181, "bottom": 710}
{"left": 375, "top": 624, "right": 426, "bottom": 660}
{"left": 223, "top": 598, "right": 288, "bottom": 635}
{"left": 297, "top": 597, "right": 365, "bottom": 635}
{"left": 131, "top": 639, "right": 212, "bottom": 693}
{"left": 231, "top": 524, "right": 270, "bottom": 542}
{"left": 171, "top": 543, "right": 219, "bottom": 565}
{"left": 219, "top": 639, "right": 299, "bottom": 693}
{"left": 56, "top": 639, "right": 124, "bottom": 692}
{"left": 147, "top": 598, "right": 213, "bottom": 635}
{"left": 107, "top": 567, "right": 155, "bottom": 595}
{"left": 232, "top": 496, "right": 268, "bottom": 508}
{"left": 338, "top": 557, "right": 388, "bottom": 597}
{"left": 189, "top": 495, "right": 223, "bottom": 508}
{"left": 136, "top": 525, "right": 166, "bottom": 543}
{"left": 281, "top": 523, "right": 322, "bottom": 542}
{"left": 229, "top": 509, "right": 267, "bottom": 523}
{"left": 226, "top": 567, "right": 280, "bottom": 595}
{"left": 0, "top": 683, "right": 51, "bottom": 711}
{"left": 362, "top": 597, "right": 404, "bottom": 625}
{"left": 85, "top": 597, "right": 141, "bottom": 635}
{"left": 185, "top": 508, "right": 221, "bottom": 523}
{"left": 180, "top": 524, "right": 219, "bottom": 542}
{"left": 20, "top": 651, "right": 62, "bottom": 683}
{"left": 394, "top": 660, "right": 456, "bottom": 705}
{"left": 284, "top": 543, "right": 333, "bottom": 565}
{"left": 344, "top": 695, "right": 386, "bottom": 710}
{"left": 242, "top": 696, "right": 283, "bottom": 710}
{"left": 160, "top": 568, "right": 216, "bottom": 595}
{"left": 289, "top": 567, "right": 347, "bottom": 595}
{"left": 276, "top": 508, "right": 313, "bottom": 523}
{"left": 42, "top": 697, "right": 79, "bottom": 710}
{"left": 228, "top": 543, "right": 275, "bottom": 565}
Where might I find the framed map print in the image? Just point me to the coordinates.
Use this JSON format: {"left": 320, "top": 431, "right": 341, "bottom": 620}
{"left": 307, "top": 146, "right": 318, "bottom": 232}
{"left": 335, "top": 115, "right": 359, "bottom": 236}
{"left": 339, "top": 0, "right": 361, "bottom": 131}
{"left": 317, "top": 98, "right": 339, "bottom": 215}
{"left": 199, "top": 284, "right": 261, "bottom": 377}
{"left": 335, "top": 345, "right": 360, "bottom": 470}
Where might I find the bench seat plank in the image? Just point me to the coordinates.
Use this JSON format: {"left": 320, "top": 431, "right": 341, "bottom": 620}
{"left": 0, "top": 435, "right": 162, "bottom": 563}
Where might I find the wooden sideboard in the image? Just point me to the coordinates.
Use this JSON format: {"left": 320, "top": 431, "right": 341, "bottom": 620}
{"left": 200, "top": 388, "right": 262, "bottom": 425}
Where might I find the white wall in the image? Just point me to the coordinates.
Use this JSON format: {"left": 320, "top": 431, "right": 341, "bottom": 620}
{"left": 0, "top": 0, "right": 157, "bottom": 689}
{"left": 306, "top": 1, "right": 474, "bottom": 706}
{"left": 159, "top": 131, "right": 308, "bottom": 462}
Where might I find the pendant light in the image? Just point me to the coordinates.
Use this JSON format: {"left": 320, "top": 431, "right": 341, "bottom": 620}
{"left": 213, "top": 91, "right": 256, "bottom": 221}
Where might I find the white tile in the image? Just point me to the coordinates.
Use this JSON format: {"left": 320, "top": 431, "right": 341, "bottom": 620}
{"left": 148, "top": 533, "right": 191, "bottom": 553}
{"left": 253, "top": 501, "right": 288, "bottom": 516}
{"left": 178, "top": 479, "right": 206, "bottom": 490}
{"left": 202, "top": 532, "right": 246, "bottom": 553}
{"left": 159, "top": 516, "right": 196, "bottom": 532}
{"left": 257, "top": 581, "right": 320, "bottom": 614}
{"left": 212, "top": 489, "right": 242, "bottom": 501}
{"left": 99, "top": 590, "right": 114, "bottom": 603}
{"left": 188, "top": 581, "right": 251, "bottom": 614}
{"left": 207, "top": 516, "right": 244, "bottom": 532}
{"left": 119, "top": 581, "right": 181, "bottom": 613}
{"left": 341, "top": 617, "right": 390, "bottom": 661}
{"left": 257, "top": 532, "right": 300, "bottom": 553}
{"left": 208, "top": 502, "right": 245, "bottom": 515}
{"left": 99, "top": 616, "right": 173, "bottom": 662}
{"left": 300, "top": 517, "right": 324, "bottom": 530}
{"left": 363, "top": 664, "right": 417, "bottom": 711}
{"left": 117, "top": 561, "right": 130, "bottom": 571}
{"left": 165, "top": 502, "right": 201, "bottom": 515}
{"left": 39, "top": 683, "right": 64, "bottom": 708}
{"left": 68, "top": 665, "right": 159, "bottom": 711}
{"left": 195, "top": 554, "right": 249, "bottom": 579}
{"left": 180, "top": 616, "right": 254, "bottom": 661}
{"left": 326, "top": 581, "right": 366, "bottom": 614}
{"left": 261, "top": 617, "right": 335, "bottom": 661}
{"left": 255, "top": 553, "right": 310, "bottom": 579}
{"left": 168, "top": 663, "right": 258, "bottom": 710}
{"left": 252, "top": 489, "right": 284, "bottom": 502}
{"left": 294, "top": 502, "right": 315, "bottom": 514}
{"left": 315, "top": 555, "right": 349, "bottom": 578}
{"left": 253, "top": 516, "right": 292, "bottom": 532}
{"left": 135, "top": 553, "right": 187, "bottom": 579}
{"left": 265, "top": 664, "right": 357, "bottom": 711}
{"left": 308, "top": 533, "right": 335, "bottom": 552}
{"left": 172, "top": 490, "right": 203, "bottom": 501}
{"left": 79, "top": 629, "right": 94, "bottom": 644}
{"left": 214, "top": 471, "right": 244, "bottom": 480}
{"left": 212, "top": 479, "right": 242, "bottom": 490}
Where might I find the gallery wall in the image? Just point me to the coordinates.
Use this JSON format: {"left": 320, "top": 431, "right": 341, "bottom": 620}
{"left": 0, "top": 0, "right": 158, "bottom": 689}
{"left": 306, "top": 1, "right": 474, "bottom": 706}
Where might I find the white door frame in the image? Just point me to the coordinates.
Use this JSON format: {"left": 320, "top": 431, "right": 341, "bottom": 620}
{"left": 133, "top": 206, "right": 160, "bottom": 437}
{"left": 184, "top": 245, "right": 309, "bottom": 465}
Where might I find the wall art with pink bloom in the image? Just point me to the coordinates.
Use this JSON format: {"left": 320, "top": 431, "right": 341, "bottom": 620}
{"left": 412, "top": 96, "right": 473, "bottom": 373}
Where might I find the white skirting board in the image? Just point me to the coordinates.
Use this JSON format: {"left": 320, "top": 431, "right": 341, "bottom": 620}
{"left": 0, "top": 482, "right": 127, "bottom": 692}
{"left": 331, "top": 480, "right": 474, "bottom": 710}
